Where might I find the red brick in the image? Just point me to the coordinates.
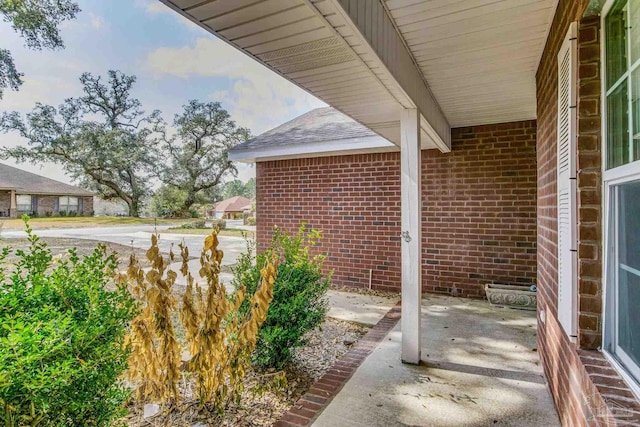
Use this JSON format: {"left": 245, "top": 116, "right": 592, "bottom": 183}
{"left": 257, "top": 121, "right": 537, "bottom": 297}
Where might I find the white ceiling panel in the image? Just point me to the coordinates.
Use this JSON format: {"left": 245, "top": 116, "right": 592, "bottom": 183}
{"left": 161, "top": 0, "right": 558, "bottom": 147}
{"left": 383, "top": 0, "right": 558, "bottom": 127}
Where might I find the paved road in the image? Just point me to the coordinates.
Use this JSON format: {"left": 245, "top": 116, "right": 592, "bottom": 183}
{"left": 0, "top": 221, "right": 251, "bottom": 286}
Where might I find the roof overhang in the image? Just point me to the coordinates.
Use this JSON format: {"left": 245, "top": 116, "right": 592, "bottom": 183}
{"left": 161, "top": 0, "right": 557, "bottom": 151}
{"left": 229, "top": 134, "right": 397, "bottom": 163}
{"left": 0, "top": 187, "right": 93, "bottom": 196}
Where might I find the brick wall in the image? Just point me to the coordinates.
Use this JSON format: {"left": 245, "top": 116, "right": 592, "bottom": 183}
{"left": 81, "top": 196, "right": 93, "bottom": 216}
{"left": 422, "top": 121, "right": 537, "bottom": 297}
{"left": 34, "top": 195, "right": 94, "bottom": 216}
{"left": 0, "top": 191, "right": 10, "bottom": 216}
{"left": 576, "top": 16, "right": 604, "bottom": 350}
{"left": 535, "top": 1, "right": 639, "bottom": 425}
{"left": 36, "top": 196, "right": 56, "bottom": 215}
{"left": 257, "top": 153, "right": 402, "bottom": 292}
{"left": 256, "top": 120, "right": 537, "bottom": 297}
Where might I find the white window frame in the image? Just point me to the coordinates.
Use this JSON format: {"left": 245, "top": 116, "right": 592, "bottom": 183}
{"left": 16, "top": 194, "right": 32, "bottom": 212}
{"left": 59, "top": 196, "right": 78, "bottom": 213}
{"left": 601, "top": 0, "right": 640, "bottom": 400}
{"left": 557, "top": 21, "right": 579, "bottom": 339}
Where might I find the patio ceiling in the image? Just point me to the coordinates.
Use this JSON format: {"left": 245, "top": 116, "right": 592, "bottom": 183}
{"left": 161, "top": 0, "right": 557, "bottom": 150}
{"left": 384, "top": 0, "right": 558, "bottom": 127}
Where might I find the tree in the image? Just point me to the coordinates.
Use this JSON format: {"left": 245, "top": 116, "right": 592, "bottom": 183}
{"left": 223, "top": 179, "right": 247, "bottom": 199}
{"left": 0, "top": 70, "right": 159, "bottom": 217}
{"left": 245, "top": 177, "right": 256, "bottom": 200}
{"left": 223, "top": 177, "right": 255, "bottom": 200}
{"left": 150, "top": 185, "right": 203, "bottom": 218}
{"left": 156, "top": 100, "right": 249, "bottom": 213}
{"left": 1, "top": 0, "right": 80, "bottom": 98}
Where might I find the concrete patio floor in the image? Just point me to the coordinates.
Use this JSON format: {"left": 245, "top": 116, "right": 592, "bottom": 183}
{"left": 313, "top": 294, "right": 560, "bottom": 427}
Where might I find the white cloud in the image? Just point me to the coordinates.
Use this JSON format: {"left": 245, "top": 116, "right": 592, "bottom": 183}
{"left": 236, "top": 163, "right": 255, "bottom": 183}
{"left": 146, "top": 38, "right": 325, "bottom": 135}
{"left": 89, "top": 13, "right": 106, "bottom": 30}
{"left": 0, "top": 77, "right": 76, "bottom": 111}
{"left": 140, "top": 0, "right": 201, "bottom": 30}
{"left": 145, "top": 2, "right": 172, "bottom": 15}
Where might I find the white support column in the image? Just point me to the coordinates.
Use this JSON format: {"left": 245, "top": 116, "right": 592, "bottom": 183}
{"left": 400, "top": 108, "right": 422, "bottom": 364}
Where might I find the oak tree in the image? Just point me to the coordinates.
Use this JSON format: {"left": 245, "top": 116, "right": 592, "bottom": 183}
{"left": 1, "top": 0, "right": 80, "bottom": 98}
{"left": 0, "top": 70, "right": 159, "bottom": 217}
{"left": 156, "top": 100, "right": 249, "bottom": 214}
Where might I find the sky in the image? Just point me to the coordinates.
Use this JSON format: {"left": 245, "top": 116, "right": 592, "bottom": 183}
{"left": 0, "top": 0, "right": 325, "bottom": 185}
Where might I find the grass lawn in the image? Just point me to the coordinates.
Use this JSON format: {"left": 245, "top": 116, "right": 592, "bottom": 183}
{"left": 0, "top": 216, "right": 183, "bottom": 230}
{"left": 164, "top": 227, "right": 255, "bottom": 239}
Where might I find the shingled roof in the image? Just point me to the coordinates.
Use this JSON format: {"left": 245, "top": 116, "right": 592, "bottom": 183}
{"left": 0, "top": 163, "right": 94, "bottom": 196}
{"left": 232, "top": 107, "right": 377, "bottom": 151}
{"left": 215, "top": 196, "right": 251, "bottom": 213}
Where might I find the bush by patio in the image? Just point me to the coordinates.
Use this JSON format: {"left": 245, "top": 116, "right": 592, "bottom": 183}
{"left": 233, "top": 224, "right": 330, "bottom": 369}
{"left": 0, "top": 221, "right": 137, "bottom": 426}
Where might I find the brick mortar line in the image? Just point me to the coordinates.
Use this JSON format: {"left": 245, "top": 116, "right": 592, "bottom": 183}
{"left": 274, "top": 302, "right": 402, "bottom": 427}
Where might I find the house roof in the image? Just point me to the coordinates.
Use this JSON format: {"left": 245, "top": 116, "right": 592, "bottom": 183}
{"left": 0, "top": 163, "right": 94, "bottom": 196}
{"left": 232, "top": 107, "right": 377, "bottom": 151}
{"left": 228, "top": 107, "right": 396, "bottom": 163}
{"left": 215, "top": 196, "right": 251, "bottom": 213}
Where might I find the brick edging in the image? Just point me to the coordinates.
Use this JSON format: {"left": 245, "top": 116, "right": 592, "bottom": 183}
{"left": 274, "top": 303, "right": 402, "bottom": 427}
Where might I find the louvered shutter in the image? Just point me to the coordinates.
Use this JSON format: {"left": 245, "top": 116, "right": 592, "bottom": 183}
{"left": 557, "top": 22, "right": 578, "bottom": 338}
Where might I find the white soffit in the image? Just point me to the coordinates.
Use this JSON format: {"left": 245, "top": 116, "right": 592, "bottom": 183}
{"left": 160, "top": 0, "right": 451, "bottom": 151}
{"left": 228, "top": 135, "right": 398, "bottom": 162}
{"left": 383, "top": 0, "right": 559, "bottom": 127}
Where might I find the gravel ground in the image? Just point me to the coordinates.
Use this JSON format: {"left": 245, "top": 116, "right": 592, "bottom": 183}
{"left": 122, "top": 318, "right": 368, "bottom": 426}
{"left": 331, "top": 284, "right": 400, "bottom": 300}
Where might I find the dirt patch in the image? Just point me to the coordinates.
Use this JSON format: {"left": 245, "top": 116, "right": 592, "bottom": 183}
{"left": 0, "top": 237, "right": 152, "bottom": 268}
{"left": 122, "top": 318, "right": 368, "bottom": 426}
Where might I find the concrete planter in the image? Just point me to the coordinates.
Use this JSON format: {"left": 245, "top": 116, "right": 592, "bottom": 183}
{"left": 484, "top": 284, "right": 537, "bottom": 311}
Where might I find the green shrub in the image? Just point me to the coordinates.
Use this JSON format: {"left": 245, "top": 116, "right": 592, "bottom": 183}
{"left": 211, "top": 218, "right": 227, "bottom": 230}
{"left": 180, "top": 219, "right": 206, "bottom": 229}
{"left": 245, "top": 216, "right": 256, "bottom": 226}
{"left": 0, "top": 220, "right": 137, "bottom": 426}
{"left": 58, "top": 210, "right": 68, "bottom": 217}
{"left": 233, "top": 224, "right": 330, "bottom": 369}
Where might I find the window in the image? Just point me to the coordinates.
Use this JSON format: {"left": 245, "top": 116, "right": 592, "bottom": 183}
{"left": 16, "top": 195, "right": 32, "bottom": 212}
{"left": 603, "top": 0, "right": 640, "bottom": 397}
{"left": 557, "top": 22, "right": 578, "bottom": 338}
{"left": 59, "top": 196, "right": 78, "bottom": 213}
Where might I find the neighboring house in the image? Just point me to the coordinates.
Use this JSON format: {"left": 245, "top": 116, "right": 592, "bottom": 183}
{"left": 93, "top": 198, "right": 129, "bottom": 217}
{"left": 211, "top": 196, "right": 251, "bottom": 219}
{"left": 0, "top": 163, "right": 94, "bottom": 217}
{"left": 165, "top": 0, "right": 639, "bottom": 425}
